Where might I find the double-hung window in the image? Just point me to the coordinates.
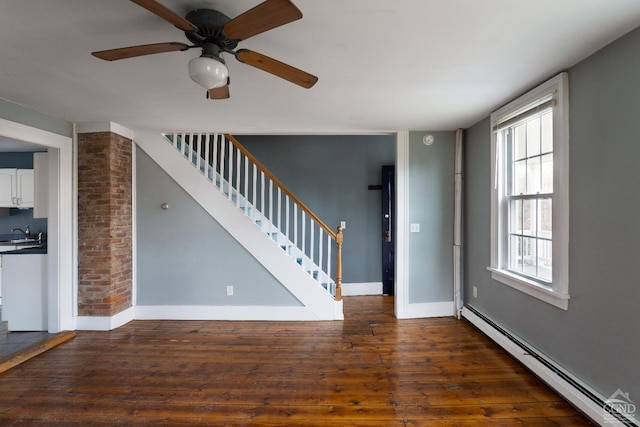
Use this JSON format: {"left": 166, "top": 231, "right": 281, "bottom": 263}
{"left": 489, "top": 73, "right": 570, "bottom": 310}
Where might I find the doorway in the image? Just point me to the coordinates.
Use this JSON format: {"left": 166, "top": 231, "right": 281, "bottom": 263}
{"left": 0, "top": 118, "right": 74, "bottom": 333}
{"left": 381, "top": 165, "right": 395, "bottom": 295}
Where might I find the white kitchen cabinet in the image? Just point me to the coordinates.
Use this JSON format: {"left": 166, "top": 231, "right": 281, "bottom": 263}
{"left": 0, "top": 169, "right": 15, "bottom": 206}
{"left": 2, "top": 254, "right": 47, "bottom": 331}
{"left": 0, "top": 168, "right": 34, "bottom": 208}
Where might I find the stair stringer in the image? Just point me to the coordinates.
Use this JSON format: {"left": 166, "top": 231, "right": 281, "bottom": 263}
{"left": 135, "top": 131, "right": 343, "bottom": 320}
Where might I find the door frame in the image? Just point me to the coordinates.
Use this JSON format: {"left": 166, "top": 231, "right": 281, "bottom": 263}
{"left": 394, "top": 131, "right": 409, "bottom": 318}
{"left": 0, "top": 118, "right": 74, "bottom": 332}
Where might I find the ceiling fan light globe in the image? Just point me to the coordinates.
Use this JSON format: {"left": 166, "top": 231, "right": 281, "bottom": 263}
{"left": 188, "top": 56, "right": 229, "bottom": 89}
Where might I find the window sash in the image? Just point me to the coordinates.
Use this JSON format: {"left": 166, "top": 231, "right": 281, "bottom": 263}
{"left": 502, "top": 109, "right": 554, "bottom": 284}
{"left": 489, "top": 72, "right": 569, "bottom": 310}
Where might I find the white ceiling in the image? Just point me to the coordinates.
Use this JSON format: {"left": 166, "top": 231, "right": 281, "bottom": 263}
{"left": 1, "top": 0, "right": 640, "bottom": 135}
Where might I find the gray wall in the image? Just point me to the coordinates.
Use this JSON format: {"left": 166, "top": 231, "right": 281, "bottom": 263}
{"left": 464, "top": 27, "right": 640, "bottom": 406}
{"left": 237, "top": 135, "right": 395, "bottom": 284}
{"left": 136, "top": 147, "right": 301, "bottom": 306}
{"left": 0, "top": 152, "right": 35, "bottom": 168}
{"left": 408, "top": 131, "right": 455, "bottom": 303}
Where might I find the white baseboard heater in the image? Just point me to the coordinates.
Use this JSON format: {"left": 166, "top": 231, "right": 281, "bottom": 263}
{"left": 462, "top": 305, "right": 638, "bottom": 427}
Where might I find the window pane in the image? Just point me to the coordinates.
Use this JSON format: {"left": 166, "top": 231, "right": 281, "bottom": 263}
{"left": 510, "top": 235, "right": 522, "bottom": 271}
{"left": 514, "top": 124, "right": 526, "bottom": 160}
{"left": 538, "top": 239, "right": 552, "bottom": 283}
{"left": 527, "top": 156, "right": 541, "bottom": 194}
{"left": 539, "top": 199, "right": 552, "bottom": 239}
{"left": 541, "top": 153, "right": 553, "bottom": 193}
{"left": 523, "top": 199, "right": 536, "bottom": 237}
{"left": 541, "top": 111, "right": 553, "bottom": 154}
{"left": 510, "top": 199, "right": 522, "bottom": 234}
{"left": 513, "top": 159, "right": 527, "bottom": 195}
{"left": 522, "top": 237, "right": 536, "bottom": 276}
{"left": 526, "top": 116, "right": 541, "bottom": 158}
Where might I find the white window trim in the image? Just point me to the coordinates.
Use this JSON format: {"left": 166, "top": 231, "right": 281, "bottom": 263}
{"left": 489, "top": 73, "right": 570, "bottom": 310}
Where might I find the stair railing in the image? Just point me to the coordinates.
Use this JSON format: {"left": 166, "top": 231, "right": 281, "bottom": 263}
{"left": 163, "top": 132, "right": 344, "bottom": 300}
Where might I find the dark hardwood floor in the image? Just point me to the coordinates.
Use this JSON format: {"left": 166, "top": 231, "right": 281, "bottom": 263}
{"left": 0, "top": 296, "right": 593, "bottom": 425}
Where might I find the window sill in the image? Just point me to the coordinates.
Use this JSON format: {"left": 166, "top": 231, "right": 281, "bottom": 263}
{"left": 486, "top": 267, "right": 570, "bottom": 310}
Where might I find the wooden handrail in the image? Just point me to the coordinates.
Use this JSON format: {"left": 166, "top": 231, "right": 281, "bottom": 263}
{"left": 169, "top": 132, "right": 344, "bottom": 300}
{"left": 225, "top": 134, "right": 336, "bottom": 239}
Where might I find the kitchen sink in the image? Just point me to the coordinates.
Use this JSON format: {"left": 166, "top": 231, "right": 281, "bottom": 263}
{"left": 10, "top": 238, "right": 39, "bottom": 244}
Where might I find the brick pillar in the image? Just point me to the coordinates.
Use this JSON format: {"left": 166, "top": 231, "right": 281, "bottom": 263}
{"left": 77, "top": 131, "right": 132, "bottom": 317}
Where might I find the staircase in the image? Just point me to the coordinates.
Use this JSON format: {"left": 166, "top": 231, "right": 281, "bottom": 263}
{"left": 135, "top": 131, "right": 344, "bottom": 320}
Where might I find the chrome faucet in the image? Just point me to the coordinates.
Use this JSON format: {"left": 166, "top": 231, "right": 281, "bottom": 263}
{"left": 11, "top": 226, "right": 30, "bottom": 239}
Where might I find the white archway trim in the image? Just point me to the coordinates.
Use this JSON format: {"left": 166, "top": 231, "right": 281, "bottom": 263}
{"left": 0, "top": 118, "right": 74, "bottom": 332}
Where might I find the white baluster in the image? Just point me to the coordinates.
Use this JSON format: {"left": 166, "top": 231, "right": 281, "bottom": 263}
{"left": 268, "top": 180, "right": 274, "bottom": 235}
{"left": 204, "top": 134, "right": 210, "bottom": 179}
{"left": 260, "top": 171, "right": 265, "bottom": 230}
{"left": 310, "top": 221, "right": 315, "bottom": 267}
{"left": 244, "top": 153, "right": 249, "bottom": 205}
{"left": 228, "top": 143, "right": 234, "bottom": 201}
{"left": 181, "top": 133, "right": 187, "bottom": 157}
{"left": 173, "top": 132, "right": 178, "bottom": 150}
{"left": 277, "top": 187, "right": 282, "bottom": 231}
{"left": 301, "top": 211, "right": 306, "bottom": 267}
{"left": 212, "top": 134, "right": 219, "bottom": 188}
{"left": 220, "top": 136, "right": 226, "bottom": 193}
{"left": 195, "top": 133, "right": 202, "bottom": 170}
{"left": 326, "top": 233, "right": 332, "bottom": 282}
{"left": 285, "top": 195, "right": 290, "bottom": 241}
{"left": 318, "top": 228, "right": 323, "bottom": 278}
{"left": 189, "top": 133, "right": 195, "bottom": 165}
{"left": 235, "top": 147, "right": 241, "bottom": 206}
{"left": 293, "top": 204, "right": 298, "bottom": 248}
{"left": 252, "top": 164, "right": 257, "bottom": 221}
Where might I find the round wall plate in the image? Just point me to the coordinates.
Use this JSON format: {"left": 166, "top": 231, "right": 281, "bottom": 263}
{"left": 423, "top": 134, "right": 435, "bottom": 146}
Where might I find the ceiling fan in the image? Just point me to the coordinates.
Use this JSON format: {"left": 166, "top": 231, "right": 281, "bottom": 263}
{"left": 92, "top": 0, "right": 318, "bottom": 99}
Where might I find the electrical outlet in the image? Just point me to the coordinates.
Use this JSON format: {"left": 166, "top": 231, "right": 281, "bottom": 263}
{"left": 226, "top": 285, "right": 234, "bottom": 296}
{"left": 472, "top": 286, "right": 478, "bottom": 298}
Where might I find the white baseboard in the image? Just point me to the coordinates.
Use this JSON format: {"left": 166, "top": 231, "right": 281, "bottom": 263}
{"left": 135, "top": 305, "right": 332, "bottom": 321}
{"left": 462, "top": 306, "right": 637, "bottom": 427}
{"left": 342, "top": 282, "right": 383, "bottom": 296}
{"left": 75, "top": 302, "right": 344, "bottom": 329}
{"left": 76, "top": 306, "right": 135, "bottom": 331}
{"left": 399, "top": 301, "right": 455, "bottom": 318}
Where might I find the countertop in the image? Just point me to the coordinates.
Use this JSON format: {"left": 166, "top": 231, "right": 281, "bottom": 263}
{"left": 0, "top": 234, "right": 47, "bottom": 254}
{"left": 1, "top": 246, "right": 47, "bottom": 254}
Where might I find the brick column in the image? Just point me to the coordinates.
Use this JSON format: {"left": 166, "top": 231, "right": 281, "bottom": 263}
{"left": 77, "top": 131, "right": 132, "bottom": 317}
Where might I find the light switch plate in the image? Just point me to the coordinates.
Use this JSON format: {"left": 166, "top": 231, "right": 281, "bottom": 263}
{"left": 410, "top": 223, "right": 420, "bottom": 233}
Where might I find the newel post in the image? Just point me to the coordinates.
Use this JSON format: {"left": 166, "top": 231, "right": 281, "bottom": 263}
{"left": 335, "top": 226, "right": 344, "bottom": 301}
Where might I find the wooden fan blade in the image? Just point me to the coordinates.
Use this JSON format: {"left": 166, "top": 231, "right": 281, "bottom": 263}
{"left": 130, "top": 0, "right": 197, "bottom": 32}
{"left": 235, "top": 49, "right": 317, "bottom": 89}
{"left": 208, "top": 85, "right": 230, "bottom": 100}
{"left": 223, "top": 0, "right": 302, "bottom": 41}
{"left": 92, "top": 42, "right": 190, "bottom": 61}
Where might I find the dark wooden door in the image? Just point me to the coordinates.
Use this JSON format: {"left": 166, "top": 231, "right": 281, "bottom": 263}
{"left": 381, "top": 165, "right": 395, "bottom": 295}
